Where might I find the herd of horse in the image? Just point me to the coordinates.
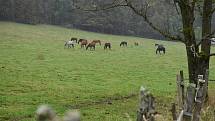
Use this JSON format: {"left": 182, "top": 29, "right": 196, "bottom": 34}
{"left": 64, "top": 37, "right": 166, "bottom": 54}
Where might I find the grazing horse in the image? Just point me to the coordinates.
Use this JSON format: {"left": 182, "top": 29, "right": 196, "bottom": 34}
{"left": 64, "top": 40, "right": 76, "bottom": 48}
{"left": 134, "top": 42, "right": 139, "bottom": 46}
{"left": 155, "top": 44, "right": 165, "bottom": 54}
{"left": 104, "top": 43, "right": 111, "bottom": 50}
{"left": 86, "top": 42, "right": 96, "bottom": 50}
{"left": 78, "top": 39, "right": 85, "bottom": 44}
{"left": 92, "top": 40, "right": 101, "bottom": 46}
{"left": 120, "top": 41, "right": 128, "bottom": 47}
{"left": 80, "top": 39, "right": 88, "bottom": 48}
{"left": 71, "top": 37, "right": 78, "bottom": 43}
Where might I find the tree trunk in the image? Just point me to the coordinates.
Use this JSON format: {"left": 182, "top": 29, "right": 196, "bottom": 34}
{"left": 186, "top": 46, "right": 198, "bottom": 84}
{"left": 201, "top": 0, "right": 212, "bottom": 74}
{"left": 179, "top": 0, "right": 197, "bottom": 84}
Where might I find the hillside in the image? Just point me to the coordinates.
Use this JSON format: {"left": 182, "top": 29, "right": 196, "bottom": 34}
{"left": 0, "top": 22, "right": 214, "bottom": 121}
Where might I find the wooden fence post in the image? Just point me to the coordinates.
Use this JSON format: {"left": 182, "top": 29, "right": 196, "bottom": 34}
{"left": 170, "top": 103, "right": 177, "bottom": 121}
{"left": 137, "top": 87, "right": 155, "bottom": 121}
{"left": 183, "top": 83, "right": 196, "bottom": 121}
{"left": 176, "top": 70, "right": 185, "bottom": 110}
{"left": 180, "top": 70, "right": 185, "bottom": 105}
{"left": 192, "top": 70, "right": 209, "bottom": 121}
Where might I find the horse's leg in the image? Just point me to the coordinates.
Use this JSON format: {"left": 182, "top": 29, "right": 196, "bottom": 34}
{"left": 64, "top": 44, "right": 66, "bottom": 49}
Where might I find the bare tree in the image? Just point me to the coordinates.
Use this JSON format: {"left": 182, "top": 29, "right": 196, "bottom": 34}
{"left": 74, "top": 0, "right": 215, "bottom": 87}
{"left": 74, "top": 0, "right": 215, "bottom": 120}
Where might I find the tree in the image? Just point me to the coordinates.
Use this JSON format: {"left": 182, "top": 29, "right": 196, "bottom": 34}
{"left": 74, "top": 0, "right": 215, "bottom": 120}
{"left": 75, "top": 0, "right": 215, "bottom": 85}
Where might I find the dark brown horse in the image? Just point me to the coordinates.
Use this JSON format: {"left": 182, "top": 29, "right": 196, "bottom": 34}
{"left": 104, "top": 43, "right": 111, "bottom": 50}
{"left": 92, "top": 40, "right": 101, "bottom": 45}
{"left": 86, "top": 42, "right": 96, "bottom": 50}
{"left": 155, "top": 44, "right": 165, "bottom": 54}
{"left": 78, "top": 39, "right": 85, "bottom": 44}
{"left": 120, "top": 41, "right": 127, "bottom": 47}
{"left": 71, "top": 37, "right": 78, "bottom": 43}
{"left": 80, "top": 39, "right": 88, "bottom": 48}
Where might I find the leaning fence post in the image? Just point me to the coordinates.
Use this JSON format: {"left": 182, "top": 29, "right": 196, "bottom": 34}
{"left": 176, "top": 70, "right": 185, "bottom": 110}
{"left": 183, "top": 83, "right": 196, "bottom": 121}
{"left": 137, "top": 87, "right": 155, "bottom": 121}
{"left": 176, "top": 74, "right": 183, "bottom": 109}
{"left": 180, "top": 70, "right": 185, "bottom": 105}
{"left": 193, "top": 70, "right": 209, "bottom": 121}
{"left": 170, "top": 103, "right": 177, "bottom": 121}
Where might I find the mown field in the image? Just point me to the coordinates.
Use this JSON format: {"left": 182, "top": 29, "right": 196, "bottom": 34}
{"left": 0, "top": 22, "right": 214, "bottom": 121}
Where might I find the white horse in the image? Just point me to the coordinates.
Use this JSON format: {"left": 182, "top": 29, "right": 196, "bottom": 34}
{"left": 64, "top": 40, "right": 76, "bottom": 48}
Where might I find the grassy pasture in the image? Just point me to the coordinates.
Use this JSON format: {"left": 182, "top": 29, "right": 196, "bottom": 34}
{"left": 0, "top": 22, "right": 214, "bottom": 121}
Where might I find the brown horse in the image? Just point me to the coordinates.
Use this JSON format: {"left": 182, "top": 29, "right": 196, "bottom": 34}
{"left": 134, "top": 42, "right": 139, "bottom": 46}
{"left": 86, "top": 42, "right": 96, "bottom": 50}
{"left": 104, "top": 43, "right": 111, "bottom": 50}
{"left": 80, "top": 39, "right": 88, "bottom": 48}
{"left": 78, "top": 39, "right": 85, "bottom": 44}
{"left": 92, "top": 40, "right": 101, "bottom": 46}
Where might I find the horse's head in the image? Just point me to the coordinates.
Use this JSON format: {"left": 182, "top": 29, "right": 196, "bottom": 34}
{"left": 155, "top": 44, "right": 159, "bottom": 46}
{"left": 78, "top": 39, "right": 83, "bottom": 44}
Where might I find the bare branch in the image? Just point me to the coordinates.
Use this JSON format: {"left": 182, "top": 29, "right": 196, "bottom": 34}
{"left": 212, "top": 7, "right": 215, "bottom": 14}
{"left": 210, "top": 53, "right": 215, "bottom": 57}
{"left": 191, "top": 0, "right": 198, "bottom": 11}
{"left": 124, "top": 0, "right": 184, "bottom": 42}
{"left": 74, "top": 0, "right": 184, "bottom": 42}
{"left": 73, "top": 0, "right": 128, "bottom": 11}
{"left": 173, "top": 0, "right": 180, "bottom": 15}
{"left": 195, "top": 1, "right": 203, "bottom": 16}
{"left": 197, "top": 29, "right": 215, "bottom": 46}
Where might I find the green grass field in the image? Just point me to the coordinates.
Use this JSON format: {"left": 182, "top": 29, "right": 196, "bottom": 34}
{"left": 0, "top": 22, "right": 214, "bottom": 121}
